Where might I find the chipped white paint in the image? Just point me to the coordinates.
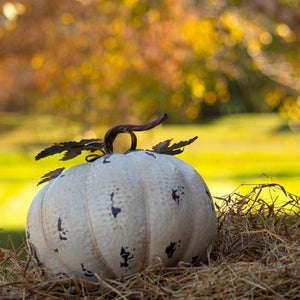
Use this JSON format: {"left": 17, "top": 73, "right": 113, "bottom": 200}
{"left": 26, "top": 151, "right": 217, "bottom": 280}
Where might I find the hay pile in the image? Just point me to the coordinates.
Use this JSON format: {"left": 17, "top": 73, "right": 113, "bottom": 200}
{"left": 1, "top": 183, "right": 299, "bottom": 299}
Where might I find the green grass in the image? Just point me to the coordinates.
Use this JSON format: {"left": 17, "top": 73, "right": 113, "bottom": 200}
{"left": 0, "top": 229, "right": 25, "bottom": 250}
{"left": 0, "top": 112, "right": 299, "bottom": 231}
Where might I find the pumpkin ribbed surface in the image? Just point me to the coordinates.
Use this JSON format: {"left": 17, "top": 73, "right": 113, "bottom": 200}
{"left": 26, "top": 151, "right": 217, "bottom": 280}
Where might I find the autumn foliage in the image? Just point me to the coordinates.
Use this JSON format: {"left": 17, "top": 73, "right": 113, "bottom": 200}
{"left": 0, "top": 0, "right": 300, "bottom": 125}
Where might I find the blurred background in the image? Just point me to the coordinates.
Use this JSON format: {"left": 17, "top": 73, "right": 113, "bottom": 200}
{"left": 0, "top": 0, "right": 299, "bottom": 243}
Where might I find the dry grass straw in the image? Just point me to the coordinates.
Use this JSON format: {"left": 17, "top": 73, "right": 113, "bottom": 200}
{"left": 1, "top": 183, "right": 299, "bottom": 299}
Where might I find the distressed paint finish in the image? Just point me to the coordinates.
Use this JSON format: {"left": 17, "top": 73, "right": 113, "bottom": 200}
{"left": 26, "top": 151, "right": 217, "bottom": 280}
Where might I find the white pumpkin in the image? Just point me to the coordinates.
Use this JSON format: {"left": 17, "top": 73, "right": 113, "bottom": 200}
{"left": 26, "top": 115, "right": 217, "bottom": 280}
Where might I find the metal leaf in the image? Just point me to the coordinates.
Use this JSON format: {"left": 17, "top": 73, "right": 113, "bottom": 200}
{"left": 37, "top": 167, "right": 65, "bottom": 185}
{"left": 151, "top": 136, "right": 198, "bottom": 155}
{"left": 35, "top": 139, "right": 104, "bottom": 161}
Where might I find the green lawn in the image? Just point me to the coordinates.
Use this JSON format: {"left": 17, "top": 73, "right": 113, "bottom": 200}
{"left": 0, "top": 112, "right": 299, "bottom": 232}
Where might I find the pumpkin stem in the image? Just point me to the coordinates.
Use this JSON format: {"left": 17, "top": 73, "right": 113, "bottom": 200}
{"left": 104, "top": 113, "right": 168, "bottom": 154}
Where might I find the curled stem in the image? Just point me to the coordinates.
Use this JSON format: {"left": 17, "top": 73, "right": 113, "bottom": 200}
{"left": 104, "top": 113, "right": 168, "bottom": 154}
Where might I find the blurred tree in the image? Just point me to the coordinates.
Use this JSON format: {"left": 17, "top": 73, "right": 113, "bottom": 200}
{"left": 0, "top": 0, "right": 299, "bottom": 126}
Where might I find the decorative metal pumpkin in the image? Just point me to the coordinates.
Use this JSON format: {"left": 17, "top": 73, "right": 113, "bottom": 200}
{"left": 26, "top": 114, "right": 217, "bottom": 280}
